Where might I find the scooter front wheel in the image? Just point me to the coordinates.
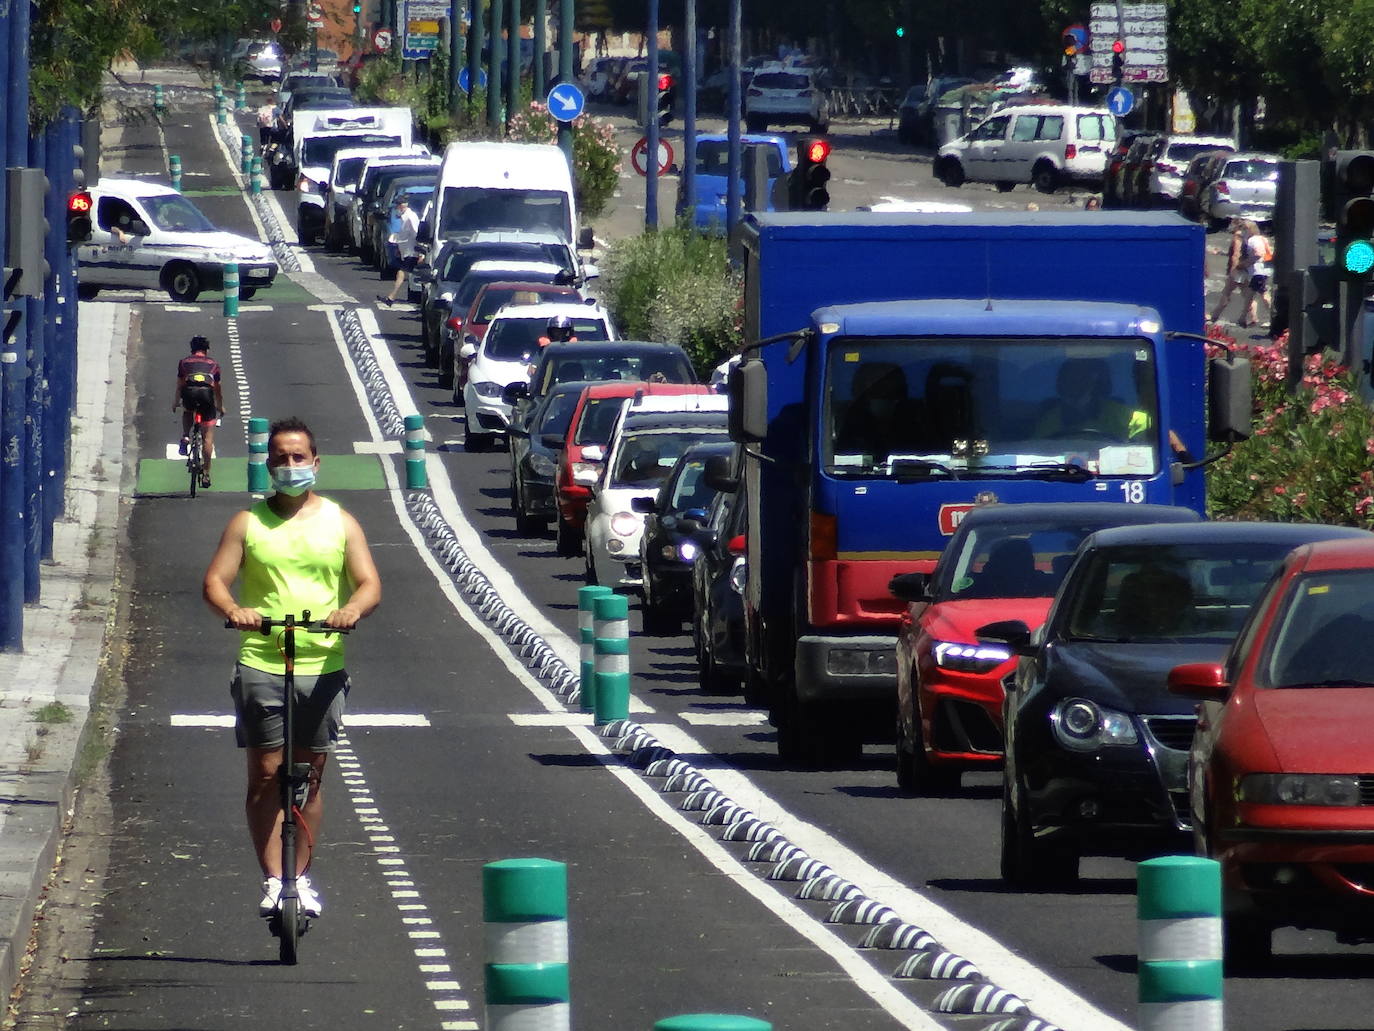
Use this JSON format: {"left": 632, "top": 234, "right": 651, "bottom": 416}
{"left": 278, "top": 897, "right": 301, "bottom": 965}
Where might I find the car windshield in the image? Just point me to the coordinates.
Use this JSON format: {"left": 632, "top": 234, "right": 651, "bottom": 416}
{"left": 538, "top": 352, "right": 694, "bottom": 396}
{"left": 334, "top": 156, "right": 370, "bottom": 186}
{"left": 938, "top": 524, "right": 1104, "bottom": 601}
{"left": 1063, "top": 541, "right": 1298, "bottom": 644}
{"left": 610, "top": 428, "right": 727, "bottom": 489}
{"left": 303, "top": 134, "right": 402, "bottom": 167}
{"left": 753, "top": 72, "right": 810, "bottom": 90}
{"left": 487, "top": 317, "right": 607, "bottom": 359}
{"left": 439, "top": 187, "right": 571, "bottom": 237}
{"left": 142, "top": 194, "right": 216, "bottom": 233}
{"left": 1224, "top": 160, "right": 1278, "bottom": 181}
{"left": 696, "top": 140, "right": 781, "bottom": 176}
{"left": 1260, "top": 569, "right": 1374, "bottom": 687}
{"left": 822, "top": 337, "right": 1160, "bottom": 479}
{"left": 537, "top": 390, "right": 582, "bottom": 437}
{"left": 1168, "top": 142, "right": 1231, "bottom": 161}
{"left": 475, "top": 286, "right": 575, "bottom": 322}
{"left": 666, "top": 457, "right": 717, "bottom": 513}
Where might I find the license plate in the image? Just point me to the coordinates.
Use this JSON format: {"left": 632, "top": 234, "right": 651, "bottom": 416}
{"left": 247, "top": 267, "right": 271, "bottom": 278}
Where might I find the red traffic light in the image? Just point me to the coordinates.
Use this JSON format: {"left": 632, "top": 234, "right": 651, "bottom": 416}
{"left": 68, "top": 191, "right": 92, "bottom": 213}
{"left": 806, "top": 140, "right": 831, "bottom": 164}
{"left": 1111, "top": 38, "right": 1125, "bottom": 53}
{"left": 657, "top": 73, "right": 673, "bottom": 91}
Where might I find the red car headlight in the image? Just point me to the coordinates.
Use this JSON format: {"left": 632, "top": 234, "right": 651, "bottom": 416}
{"left": 931, "top": 639, "right": 1011, "bottom": 673}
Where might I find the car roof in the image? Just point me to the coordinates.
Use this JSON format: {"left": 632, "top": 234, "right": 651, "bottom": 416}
{"left": 1290, "top": 537, "right": 1374, "bottom": 573}
{"left": 680, "top": 440, "right": 736, "bottom": 458}
{"left": 93, "top": 176, "right": 177, "bottom": 198}
{"left": 620, "top": 411, "right": 729, "bottom": 433}
{"left": 475, "top": 280, "right": 577, "bottom": 294}
{"left": 1221, "top": 152, "right": 1280, "bottom": 164}
{"left": 488, "top": 301, "right": 605, "bottom": 322}
{"left": 580, "top": 382, "right": 712, "bottom": 402}
{"left": 950, "top": 502, "right": 1201, "bottom": 534}
{"left": 1083, "top": 521, "right": 1373, "bottom": 550}
{"left": 541, "top": 340, "right": 686, "bottom": 357}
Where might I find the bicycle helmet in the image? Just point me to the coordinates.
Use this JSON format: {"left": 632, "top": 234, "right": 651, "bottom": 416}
{"left": 189, "top": 335, "right": 211, "bottom": 353}
{"left": 546, "top": 314, "right": 575, "bottom": 342}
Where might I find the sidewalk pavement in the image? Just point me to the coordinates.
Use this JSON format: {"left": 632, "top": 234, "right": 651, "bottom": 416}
{"left": 0, "top": 298, "right": 131, "bottom": 1002}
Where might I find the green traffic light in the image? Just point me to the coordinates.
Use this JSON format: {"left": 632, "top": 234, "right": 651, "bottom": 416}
{"left": 895, "top": 26, "right": 905, "bottom": 37}
{"left": 1343, "top": 239, "right": 1374, "bottom": 276}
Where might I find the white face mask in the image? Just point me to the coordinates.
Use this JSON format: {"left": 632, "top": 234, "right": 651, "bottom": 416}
{"left": 272, "top": 465, "right": 316, "bottom": 497}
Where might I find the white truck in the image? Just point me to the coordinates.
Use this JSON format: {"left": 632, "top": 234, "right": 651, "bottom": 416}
{"left": 293, "top": 107, "right": 413, "bottom": 244}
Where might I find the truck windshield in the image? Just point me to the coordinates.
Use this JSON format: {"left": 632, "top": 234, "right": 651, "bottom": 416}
{"left": 822, "top": 337, "right": 1160, "bottom": 479}
{"left": 302, "top": 134, "right": 402, "bottom": 167}
{"left": 440, "top": 187, "right": 571, "bottom": 238}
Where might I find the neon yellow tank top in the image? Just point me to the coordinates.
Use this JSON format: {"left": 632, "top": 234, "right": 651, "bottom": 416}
{"left": 238, "top": 497, "right": 348, "bottom": 675}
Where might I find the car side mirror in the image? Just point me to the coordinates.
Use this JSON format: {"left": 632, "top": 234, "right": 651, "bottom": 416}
{"left": 888, "top": 571, "right": 932, "bottom": 603}
{"left": 975, "top": 619, "right": 1033, "bottom": 655}
{"left": 582, "top": 263, "right": 600, "bottom": 280}
{"left": 1167, "top": 662, "right": 1230, "bottom": 701}
{"left": 540, "top": 433, "right": 566, "bottom": 450}
{"left": 577, "top": 226, "right": 595, "bottom": 250}
{"left": 630, "top": 495, "right": 658, "bottom": 514}
{"left": 703, "top": 453, "right": 738, "bottom": 493}
{"left": 459, "top": 342, "right": 477, "bottom": 359}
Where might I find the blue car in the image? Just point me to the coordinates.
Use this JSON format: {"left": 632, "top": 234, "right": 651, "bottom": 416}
{"left": 676, "top": 133, "right": 791, "bottom": 233}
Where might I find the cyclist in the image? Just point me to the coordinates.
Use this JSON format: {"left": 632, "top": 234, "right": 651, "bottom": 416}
{"left": 537, "top": 314, "right": 577, "bottom": 347}
{"left": 202, "top": 416, "right": 382, "bottom": 919}
{"left": 174, "top": 336, "right": 224, "bottom": 488}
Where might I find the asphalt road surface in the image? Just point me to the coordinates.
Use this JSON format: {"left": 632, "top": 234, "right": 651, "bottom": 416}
{"left": 10, "top": 70, "right": 1358, "bottom": 1031}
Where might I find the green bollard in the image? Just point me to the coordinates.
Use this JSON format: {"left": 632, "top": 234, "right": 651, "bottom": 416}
{"left": 1137, "top": 855, "right": 1222, "bottom": 1031}
{"left": 404, "top": 413, "right": 428, "bottom": 488}
{"left": 153, "top": 84, "right": 165, "bottom": 114}
{"left": 216, "top": 100, "right": 227, "bottom": 126}
{"left": 222, "top": 263, "right": 239, "bottom": 318}
{"left": 241, "top": 134, "right": 253, "bottom": 175}
{"left": 483, "top": 859, "right": 569, "bottom": 1031}
{"left": 655, "top": 1018, "right": 772, "bottom": 1031}
{"left": 592, "top": 593, "right": 630, "bottom": 725}
{"left": 250, "top": 156, "right": 262, "bottom": 194}
{"left": 169, "top": 154, "right": 182, "bottom": 192}
{"left": 236, "top": 82, "right": 247, "bottom": 110}
{"left": 248, "top": 417, "right": 270, "bottom": 493}
{"left": 577, "top": 585, "right": 612, "bottom": 712}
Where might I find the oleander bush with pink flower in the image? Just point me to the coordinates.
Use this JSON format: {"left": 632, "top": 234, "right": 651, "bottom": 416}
{"left": 1207, "top": 328, "right": 1374, "bottom": 526}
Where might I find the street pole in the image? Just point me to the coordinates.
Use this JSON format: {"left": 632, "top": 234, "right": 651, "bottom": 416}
{"left": 449, "top": 0, "right": 463, "bottom": 118}
{"left": 725, "top": 0, "right": 741, "bottom": 236}
{"left": 557, "top": 0, "right": 573, "bottom": 160}
{"left": 682, "top": 0, "right": 696, "bottom": 228}
{"left": 24, "top": 133, "right": 47, "bottom": 602}
{"left": 468, "top": 0, "right": 484, "bottom": 121}
{"left": 645, "top": 0, "right": 660, "bottom": 229}
{"left": 507, "top": 0, "right": 520, "bottom": 131}
{"left": 533, "top": 0, "right": 546, "bottom": 101}
{"left": 487, "top": 0, "right": 504, "bottom": 129}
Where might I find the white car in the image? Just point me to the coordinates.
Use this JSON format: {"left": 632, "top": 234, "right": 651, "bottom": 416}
{"left": 1198, "top": 152, "right": 1280, "bottom": 228}
{"left": 461, "top": 301, "right": 615, "bottom": 451}
{"left": 1146, "top": 135, "right": 1235, "bottom": 203}
{"left": 936, "top": 104, "right": 1116, "bottom": 193}
{"left": 583, "top": 396, "right": 730, "bottom": 590}
{"left": 75, "top": 177, "right": 277, "bottom": 302}
{"left": 243, "top": 41, "right": 284, "bottom": 82}
{"left": 745, "top": 64, "right": 828, "bottom": 133}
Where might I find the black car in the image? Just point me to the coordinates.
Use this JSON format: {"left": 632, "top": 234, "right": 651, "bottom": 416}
{"left": 634, "top": 440, "right": 735, "bottom": 634}
{"left": 984, "top": 520, "right": 1373, "bottom": 888}
{"left": 691, "top": 449, "right": 749, "bottom": 695}
{"left": 354, "top": 161, "right": 440, "bottom": 265}
{"left": 896, "top": 84, "right": 927, "bottom": 145}
{"left": 370, "top": 174, "right": 439, "bottom": 276}
{"left": 508, "top": 380, "right": 590, "bottom": 536}
{"left": 507, "top": 341, "right": 697, "bottom": 433}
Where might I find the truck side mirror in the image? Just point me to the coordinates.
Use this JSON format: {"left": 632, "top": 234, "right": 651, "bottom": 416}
{"left": 702, "top": 453, "right": 738, "bottom": 493}
{"left": 728, "top": 359, "right": 768, "bottom": 444}
{"left": 1206, "top": 353, "right": 1252, "bottom": 443}
{"left": 887, "top": 571, "right": 931, "bottom": 603}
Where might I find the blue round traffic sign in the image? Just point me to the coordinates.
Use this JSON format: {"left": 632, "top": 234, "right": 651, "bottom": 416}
{"left": 546, "top": 82, "right": 586, "bottom": 123}
{"left": 458, "top": 66, "right": 489, "bottom": 93}
{"left": 1106, "top": 86, "right": 1135, "bottom": 116}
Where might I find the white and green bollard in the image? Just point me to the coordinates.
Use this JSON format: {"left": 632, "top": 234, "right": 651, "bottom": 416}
{"left": 250, "top": 156, "right": 262, "bottom": 194}
{"left": 483, "top": 858, "right": 570, "bottom": 1031}
{"left": 222, "top": 264, "right": 239, "bottom": 317}
{"left": 1137, "top": 855, "right": 1223, "bottom": 1031}
{"left": 577, "top": 585, "right": 612, "bottom": 713}
{"left": 248, "top": 417, "right": 270, "bottom": 493}
{"left": 404, "top": 413, "right": 427, "bottom": 488}
{"left": 153, "top": 84, "right": 165, "bottom": 114}
{"left": 241, "top": 134, "right": 253, "bottom": 175}
{"left": 169, "top": 154, "right": 182, "bottom": 192}
{"left": 592, "top": 593, "right": 631, "bottom": 725}
{"left": 216, "top": 99, "right": 227, "bottom": 126}
{"left": 655, "top": 1017, "right": 771, "bottom": 1030}
{"left": 236, "top": 81, "right": 247, "bottom": 109}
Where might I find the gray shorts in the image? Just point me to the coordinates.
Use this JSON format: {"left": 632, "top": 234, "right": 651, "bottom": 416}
{"left": 230, "top": 663, "right": 350, "bottom": 752}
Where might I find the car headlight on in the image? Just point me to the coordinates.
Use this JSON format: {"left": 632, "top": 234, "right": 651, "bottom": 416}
{"left": 611, "top": 511, "right": 641, "bottom": 537}
{"left": 572, "top": 461, "right": 601, "bottom": 485}
{"left": 677, "top": 539, "right": 700, "bottom": 563}
{"left": 931, "top": 640, "right": 1012, "bottom": 673}
{"left": 527, "top": 453, "right": 556, "bottom": 478}
{"left": 474, "top": 380, "right": 503, "bottom": 398}
{"left": 1239, "top": 774, "right": 1362, "bottom": 806}
{"left": 1050, "top": 697, "right": 1138, "bottom": 750}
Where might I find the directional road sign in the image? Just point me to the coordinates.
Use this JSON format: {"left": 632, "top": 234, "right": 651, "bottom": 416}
{"left": 458, "top": 67, "right": 489, "bottom": 93}
{"left": 631, "top": 136, "right": 674, "bottom": 177}
{"left": 1106, "top": 86, "right": 1135, "bottom": 116}
{"left": 546, "top": 83, "right": 586, "bottom": 123}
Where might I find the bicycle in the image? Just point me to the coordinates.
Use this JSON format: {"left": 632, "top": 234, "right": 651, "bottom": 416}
{"left": 226, "top": 611, "right": 348, "bottom": 964}
{"left": 186, "top": 411, "right": 206, "bottom": 497}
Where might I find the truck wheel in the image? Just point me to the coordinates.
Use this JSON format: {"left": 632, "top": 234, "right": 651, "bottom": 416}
{"left": 164, "top": 262, "right": 202, "bottom": 302}
{"left": 1032, "top": 162, "right": 1059, "bottom": 194}
{"left": 775, "top": 679, "right": 854, "bottom": 768}
{"left": 939, "top": 159, "right": 965, "bottom": 188}
{"left": 76, "top": 284, "right": 100, "bottom": 301}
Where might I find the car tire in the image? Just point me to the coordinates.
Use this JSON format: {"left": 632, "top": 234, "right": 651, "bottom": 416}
{"left": 323, "top": 225, "right": 341, "bottom": 252}
{"left": 641, "top": 594, "right": 678, "bottom": 636}
{"left": 1032, "top": 162, "right": 1059, "bottom": 194}
{"left": 995, "top": 181, "right": 1017, "bottom": 193}
{"left": 938, "top": 159, "right": 965, "bottom": 188}
{"left": 464, "top": 430, "right": 490, "bottom": 453}
{"left": 555, "top": 517, "right": 581, "bottom": 558}
{"left": 583, "top": 542, "right": 599, "bottom": 585}
{"left": 896, "top": 697, "right": 962, "bottom": 796}
{"left": 437, "top": 349, "right": 454, "bottom": 389}
{"left": 1001, "top": 776, "right": 1079, "bottom": 887}
{"left": 164, "top": 262, "right": 202, "bottom": 302}
{"left": 745, "top": 115, "right": 767, "bottom": 133}
{"left": 811, "top": 120, "right": 828, "bottom": 135}
{"left": 698, "top": 639, "right": 738, "bottom": 695}
{"left": 239, "top": 288, "right": 257, "bottom": 300}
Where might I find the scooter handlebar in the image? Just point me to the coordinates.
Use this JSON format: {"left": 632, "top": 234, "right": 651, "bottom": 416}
{"left": 224, "top": 617, "right": 351, "bottom": 635}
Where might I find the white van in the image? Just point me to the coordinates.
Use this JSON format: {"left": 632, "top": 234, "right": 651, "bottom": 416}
{"left": 428, "top": 141, "right": 580, "bottom": 247}
{"left": 75, "top": 178, "right": 278, "bottom": 302}
{"left": 936, "top": 104, "right": 1117, "bottom": 194}
{"left": 294, "top": 107, "right": 413, "bottom": 243}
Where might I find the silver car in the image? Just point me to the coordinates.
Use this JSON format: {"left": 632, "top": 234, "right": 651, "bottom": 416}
{"left": 1199, "top": 153, "right": 1279, "bottom": 229}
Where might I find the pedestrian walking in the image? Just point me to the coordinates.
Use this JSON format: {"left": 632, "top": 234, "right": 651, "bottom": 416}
{"left": 1207, "top": 219, "right": 1249, "bottom": 325}
{"left": 377, "top": 196, "right": 420, "bottom": 307}
{"left": 1239, "top": 220, "right": 1273, "bottom": 328}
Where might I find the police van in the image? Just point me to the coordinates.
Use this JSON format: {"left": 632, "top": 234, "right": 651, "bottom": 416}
{"left": 74, "top": 178, "right": 278, "bottom": 302}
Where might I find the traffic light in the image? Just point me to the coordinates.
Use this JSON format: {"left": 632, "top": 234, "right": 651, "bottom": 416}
{"left": 1111, "top": 39, "right": 1125, "bottom": 84}
{"left": 1332, "top": 151, "right": 1374, "bottom": 279}
{"left": 67, "top": 190, "right": 93, "bottom": 245}
{"left": 352, "top": 1, "right": 361, "bottom": 10}
{"left": 656, "top": 73, "right": 675, "bottom": 127}
{"left": 789, "top": 137, "right": 831, "bottom": 211}
{"left": 5, "top": 168, "right": 49, "bottom": 298}
{"left": 895, "top": 26, "right": 905, "bottom": 38}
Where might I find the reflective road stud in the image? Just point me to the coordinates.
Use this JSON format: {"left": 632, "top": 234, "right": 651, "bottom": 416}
{"left": 484, "top": 858, "right": 570, "bottom": 1031}
{"left": 169, "top": 154, "right": 182, "bottom": 192}
{"left": 577, "top": 585, "right": 612, "bottom": 712}
{"left": 1138, "top": 855, "right": 1223, "bottom": 1031}
{"left": 404, "top": 413, "right": 427, "bottom": 488}
{"left": 592, "top": 593, "right": 630, "bottom": 725}
{"left": 222, "top": 264, "right": 239, "bottom": 318}
{"left": 247, "top": 417, "right": 270, "bottom": 493}
{"left": 655, "top": 1018, "right": 771, "bottom": 1030}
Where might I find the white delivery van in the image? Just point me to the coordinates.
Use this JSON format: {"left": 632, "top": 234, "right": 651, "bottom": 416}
{"left": 428, "top": 141, "right": 581, "bottom": 247}
{"left": 75, "top": 177, "right": 278, "bottom": 302}
{"left": 324, "top": 143, "right": 429, "bottom": 251}
{"left": 294, "top": 107, "right": 413, "bottom": 244}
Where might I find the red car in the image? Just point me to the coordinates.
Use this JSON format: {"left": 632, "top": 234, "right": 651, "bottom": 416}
{"left": 553, "top": 382, "right": 713, "bottom": 557}
{"left": 1170, "top": 535, "right": 1374, "bottom": 967}
{"left": 889, "top": 502, "right": 1200, "bottom": 795}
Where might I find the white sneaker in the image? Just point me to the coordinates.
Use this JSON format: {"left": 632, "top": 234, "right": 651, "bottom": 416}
{"left": 259, "top": 876, "right": 282, "bottom": 917}
{"left": 296, "top": 875, "right": 323, "bottom": 917}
